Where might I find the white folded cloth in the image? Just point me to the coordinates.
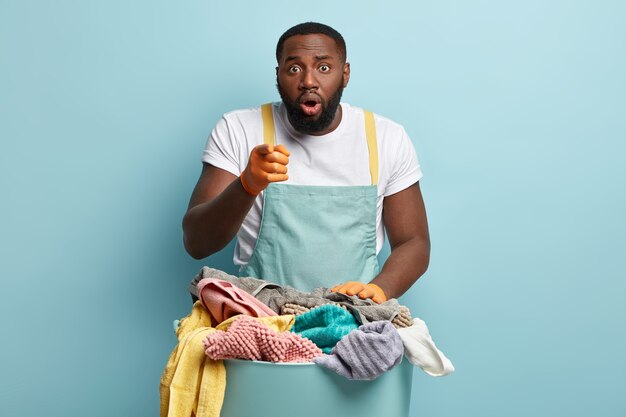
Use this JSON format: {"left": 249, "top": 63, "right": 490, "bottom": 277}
{"left": 397, "top": 318, "right": 455, "bottom": 377}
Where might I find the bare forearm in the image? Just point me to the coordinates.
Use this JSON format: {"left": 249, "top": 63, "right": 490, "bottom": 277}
{"left": 370, "top": 236, "right": 430, "bottom": 300}
{"left": 182, "top": 178, "right": 256, "bottom": 259}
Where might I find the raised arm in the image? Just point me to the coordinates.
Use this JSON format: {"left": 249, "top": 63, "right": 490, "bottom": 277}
{"left": 182, "top": 163, "right": 254, "bottom": 259}
{"left": 182, "top": 144, "right": 290, "bottom": 259}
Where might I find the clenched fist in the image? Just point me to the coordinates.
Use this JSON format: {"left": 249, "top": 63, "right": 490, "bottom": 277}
{"left": 240, "top": 144, "right": 290, "bottom": 195}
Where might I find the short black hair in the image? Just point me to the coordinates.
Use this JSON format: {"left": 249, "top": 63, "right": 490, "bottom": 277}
{"left": 276, "top": 22, "right": 346, "bottom": 63}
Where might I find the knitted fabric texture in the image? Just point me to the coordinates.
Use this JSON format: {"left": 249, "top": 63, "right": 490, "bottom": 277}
{"left": 217, "top": 314, "right": 295, "bottom": 333}
{"left": 283, "top": 302, "right": 412, "bottom": 329}
{"left": 391, "top": 306, "right": 413, "bottom": 329}
{"left": 282, "top": 302, "right": 349, "bottom": 316}
{"left": 189, "top": 267, "right": 402, "bottom": 325}
{"left": 292, "top": 304, "right": 359, "bottom": 354}
{"left": 281, "top": 303, "right": 312, "bottom": 316}
{"left": 313, "top": 320, "right": 404, "bottom": 380}
{"left": 197, "top": 278, "right": 276, "bottom": 324}
{"left": 204, "top": 315, "right": 323, "bottom": 363}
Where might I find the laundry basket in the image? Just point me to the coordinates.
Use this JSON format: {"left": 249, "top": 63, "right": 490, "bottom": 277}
{"left": 219, "top": 358, "right": 413, "bottom": 417}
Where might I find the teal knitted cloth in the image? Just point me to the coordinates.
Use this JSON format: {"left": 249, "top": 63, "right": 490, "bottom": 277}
{"left": 292, "top": 304, "right": 359, "bottom": 353}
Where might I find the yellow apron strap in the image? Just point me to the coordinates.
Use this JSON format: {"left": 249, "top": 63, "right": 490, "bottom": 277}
{"left": 261, "top": 103, "right": 276, "bottom": 147}
{"left": 364, "top": 110, "right": 379, "bottom": 186}
{"left": 261, "top": 103, "right": 378, "bottom": 185}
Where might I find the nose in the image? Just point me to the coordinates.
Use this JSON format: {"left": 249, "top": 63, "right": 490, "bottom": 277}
{"left": 299, "top": 69, "right": 318, "bottom": 90}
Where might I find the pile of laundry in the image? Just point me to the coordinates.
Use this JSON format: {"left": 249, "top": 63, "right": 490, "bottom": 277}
{"left": 160, "top": 267, "right": 454, "bottom": 417}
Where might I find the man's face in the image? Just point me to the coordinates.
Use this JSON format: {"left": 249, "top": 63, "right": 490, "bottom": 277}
{"left": 276, "top": 33, "right": 350, "bottom": 135}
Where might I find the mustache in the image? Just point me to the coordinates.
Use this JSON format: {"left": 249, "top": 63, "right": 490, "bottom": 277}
{"left": 276, "top": 82, "right": 344, "bottom": 134}
{"left": 297, "top": 91, "right": 322, "bottom": 104}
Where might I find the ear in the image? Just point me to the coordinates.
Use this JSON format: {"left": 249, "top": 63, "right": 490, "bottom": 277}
{"left": 342, "top": 62, "right": 351, "bottom": 88}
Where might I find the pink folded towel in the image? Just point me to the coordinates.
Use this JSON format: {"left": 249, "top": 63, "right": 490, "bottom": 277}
{"left": 204, "top": 315, "right": 323, "bottom": 363}
{"left": 197, "top": 278, "right": 277, "bottom": 324}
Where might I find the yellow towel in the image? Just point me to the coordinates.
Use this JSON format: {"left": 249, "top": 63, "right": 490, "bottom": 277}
{"left": 177, "top": 301, "right": 213, "bottom": 337}
{"left": 160, "top": 302, "right": 296, "bottom": 417}
{"left": 160, "top": 302, "right": 225, "bottom": 417}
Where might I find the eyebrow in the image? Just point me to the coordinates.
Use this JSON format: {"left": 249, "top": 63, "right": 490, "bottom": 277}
{"left": 284, "top": 54, "right": 335, "bottom": 62}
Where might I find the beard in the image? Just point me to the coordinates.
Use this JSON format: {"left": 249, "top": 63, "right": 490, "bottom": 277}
{"left": 277, "top": 82, "right": 344, "bottom": 134}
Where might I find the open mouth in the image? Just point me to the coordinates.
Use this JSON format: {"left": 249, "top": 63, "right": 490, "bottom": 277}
{"left": 299, "top": 95, "right": 322, "bottom": 116}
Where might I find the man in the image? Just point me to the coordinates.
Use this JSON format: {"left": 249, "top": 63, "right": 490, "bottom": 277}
{"left": 183, "top": 22, "right": 430, "bottom": 304}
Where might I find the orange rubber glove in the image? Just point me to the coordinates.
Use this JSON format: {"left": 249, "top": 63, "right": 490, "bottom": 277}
{"left": 240, "top": 144, "right": 290, "bottom": 196}
{"left": 331, "top": 282, "right": 387, "bottom": 304}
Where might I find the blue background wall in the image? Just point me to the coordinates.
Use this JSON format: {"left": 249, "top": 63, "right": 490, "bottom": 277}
{"left": 1, "top": 1, "right": 625, "bottom": 416}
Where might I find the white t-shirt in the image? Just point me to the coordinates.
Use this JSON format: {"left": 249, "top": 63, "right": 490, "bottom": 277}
{"left": 203, "top": 102, "right": 423, "bottom": 267}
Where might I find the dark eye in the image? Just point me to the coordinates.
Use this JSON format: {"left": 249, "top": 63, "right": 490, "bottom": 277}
{"left": 288, "top": 66, "right": 301, "bottom": 73}
{"left": 319, "top": 65, "right": 330, "bottom": 72}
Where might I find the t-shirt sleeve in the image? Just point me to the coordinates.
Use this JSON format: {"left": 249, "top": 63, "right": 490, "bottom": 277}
{"left": 384, "top": 127, "right": 423, "bottom": 197}
{"left": 201, "top": 116, "right": 242, "bottom": 176}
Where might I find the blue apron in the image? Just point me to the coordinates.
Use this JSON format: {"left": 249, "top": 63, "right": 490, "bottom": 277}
{"left": 240, "top": 103, "right": 380, "bottom": 291}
